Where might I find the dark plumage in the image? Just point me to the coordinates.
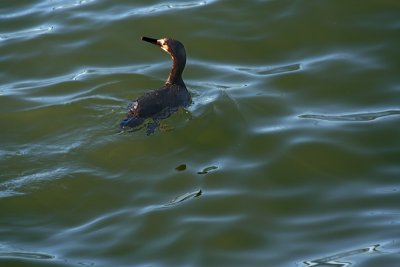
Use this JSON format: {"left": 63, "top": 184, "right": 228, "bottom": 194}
{"left": 120, "top": 36, "right": 191, "bottom": 133}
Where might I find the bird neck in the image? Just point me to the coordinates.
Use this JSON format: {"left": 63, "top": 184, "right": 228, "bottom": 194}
{"left": 166, "top": 54, "right": 186, "bottom": 86}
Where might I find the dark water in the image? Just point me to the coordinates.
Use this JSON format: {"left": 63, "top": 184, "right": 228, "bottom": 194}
{"left": 1, "top": 1, "right": 400, "bottom": 266}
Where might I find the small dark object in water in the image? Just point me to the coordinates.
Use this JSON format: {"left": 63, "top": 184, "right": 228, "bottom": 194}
{"left": 175, "top": 164, "right": 187, "bottom": 171}
{"left": 120, "top": 36, "right": 191, "bottom": 134}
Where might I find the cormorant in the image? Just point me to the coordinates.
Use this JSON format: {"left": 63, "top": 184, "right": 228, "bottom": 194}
{"left": 120, "top": 36, "right": 191, "bottom": 134}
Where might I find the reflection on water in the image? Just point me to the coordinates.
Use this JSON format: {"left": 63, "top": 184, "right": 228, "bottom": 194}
{"left": 51, "top": 0, "right": 96, "bottom": 11}
{"left": 124, "top": 1, "right": 213, "bottom": 17}
{"left": 0, "top": 26, "right": 53, "bottom": 41}
{"left": 0, "top": 167, "right": 69, "bottom": 198}
{"left": 304, "top": 244, "right": 380, "bottom": 267}
{"left": 237, "top": 63, "right": 302, "bottom": 76}
{"left": 299, "top": 110, "right": 400, "bottom": 122}
{"left": 0, "top": 251, "right": 54, "bottom": 260}
{"left": 197, "top": 166, "right": 218, "bottom": 174}
{"left": 162, "top": 189, "right": 202, "bottom": 207}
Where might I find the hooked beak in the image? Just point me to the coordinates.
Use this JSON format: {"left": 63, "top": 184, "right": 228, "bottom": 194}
{"left": 142, "top": 36, "right": 159, "bottom": 46}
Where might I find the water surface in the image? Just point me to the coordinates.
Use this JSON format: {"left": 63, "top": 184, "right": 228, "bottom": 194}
{"left": 1, "top": 1, "right": 400, "bottom": 266}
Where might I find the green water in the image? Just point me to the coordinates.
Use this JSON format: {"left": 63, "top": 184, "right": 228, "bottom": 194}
{"left": 1, "top": 1, "right": 400, "bottom": 266}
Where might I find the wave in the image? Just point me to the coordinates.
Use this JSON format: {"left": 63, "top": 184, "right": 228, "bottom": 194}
{"left": 299, "top": 110, "right": 400, "bottom": 122}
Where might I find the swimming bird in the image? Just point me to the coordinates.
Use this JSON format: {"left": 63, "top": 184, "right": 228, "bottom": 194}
{"left": 120, "top": 36, "right": 191, "bottom": 133}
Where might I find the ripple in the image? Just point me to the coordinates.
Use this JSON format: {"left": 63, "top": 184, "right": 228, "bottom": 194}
{"left": 0, "top": 251, "right": 55, "bottom": 260}
{"left": 73, "top": 0, "right": 220, "bottom": 21}
{"left": 127, "top": 1, "right": 211, "bottom": 16}
{"left": 1, "top": 1, "right": 400, "bottom": 267}
{"left": 71, "top": 65, "right": 151, "bottom": 81}
{"left": 1, "top": 74, "right": 76, "bottom": 96}
{"left": 0, "top": 65, "right": 148, "bottom": 101}
{"left": 0, "top": 2, "right": 48, "bottom": 19}
{"left": 51, "top": 0, "right": 97, "bottom": 11}
{"left": 162, "top": 189, "right": 202, "bottom": 207}
{"left": 303, "top": 244, "right": 380, "bottom": 267}
{"left": 0, "top": 26, "right": 53, "bottom": 42}
{"left": 237, "top": 63, "right": 302, "bottom": 76}
{"left": 301, "top": 50, "right": 384, "bottom": 71}
{"left": 191, "top": 59, "right": 301, "bottom": 80}
{"left": 197, "top": 166, "right": 218, "bottom": 174}
{"left": 0, "top": 167, "right": 69, "bottom": 198}
{"left": 299, "top": 110, "right": 400, "bottom": 122}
